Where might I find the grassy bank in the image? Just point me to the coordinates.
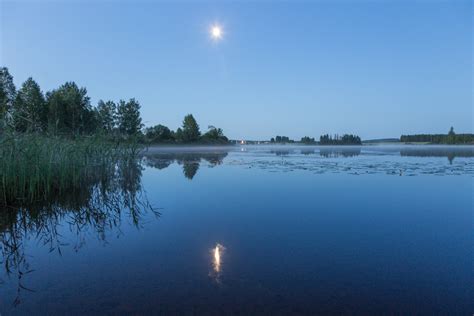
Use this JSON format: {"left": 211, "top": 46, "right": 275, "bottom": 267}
{"left": 0, "top": 134, "right": 143, "bottom": 206}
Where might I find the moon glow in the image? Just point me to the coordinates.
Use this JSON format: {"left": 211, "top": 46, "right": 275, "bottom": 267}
{"left": 210, "top": 25, "right": 223, "bottom": 40}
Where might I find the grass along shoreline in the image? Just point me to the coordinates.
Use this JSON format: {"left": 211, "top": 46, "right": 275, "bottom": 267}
{"left": 0, "top": 134, "right": 143, "bottom": 206}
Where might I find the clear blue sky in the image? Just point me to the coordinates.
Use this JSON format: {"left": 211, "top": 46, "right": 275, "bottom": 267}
{"left": 1, "top": 0, "right": 472, "bottom": 140}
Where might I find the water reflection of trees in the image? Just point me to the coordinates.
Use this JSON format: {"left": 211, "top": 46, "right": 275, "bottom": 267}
{"left": 319, "top": 148, "right": 361, "bottom": 158}
{"left": 400, "top": 148, "right": 474, "bottom": 164}
{"left": 270, "top": 150, "right": 292, "bottom": 156}
{"left": 269, "top": 148, "right": 364, "bottom": 157}
{"left": 0, "top": 158, "right": 157, "bottom": 307}
{"left": 301, "top": 149, "right": 315, "bottom": 155}
{"left": 143, "top": 152, "right": 228, "bottom": 180}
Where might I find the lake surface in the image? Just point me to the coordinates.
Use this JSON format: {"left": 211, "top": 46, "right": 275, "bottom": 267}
{"left": 1, "top": 145, "right": 473, "bottom": 314}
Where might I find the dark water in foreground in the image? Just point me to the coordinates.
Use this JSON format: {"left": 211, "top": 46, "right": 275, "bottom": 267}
{"left": 1, "top": 145, "right": 472, "bottom": 315}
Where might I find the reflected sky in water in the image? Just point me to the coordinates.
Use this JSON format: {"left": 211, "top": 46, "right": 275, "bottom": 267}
{"left": 0, "top": 145, "right": 472, "bottom": 314}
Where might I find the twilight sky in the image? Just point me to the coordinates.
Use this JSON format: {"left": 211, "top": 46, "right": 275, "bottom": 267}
{"left": 1, "top": 0, "right": 472, "bottom": 140}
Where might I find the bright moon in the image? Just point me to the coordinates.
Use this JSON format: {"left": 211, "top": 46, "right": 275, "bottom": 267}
{"left": 210, "top": 25, "right": 222, "bottom": 40}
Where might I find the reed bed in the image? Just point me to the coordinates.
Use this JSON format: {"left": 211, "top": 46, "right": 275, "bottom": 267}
{"left": 0, "top": 134, "right": 143, "bottom": 206}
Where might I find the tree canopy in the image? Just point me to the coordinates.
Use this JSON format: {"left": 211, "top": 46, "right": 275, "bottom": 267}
{"left": 145, "top": 124, "right": 173, "bottom": 143}
{"left": 181, "top": 114, "right": 200, "bottom": 142}
{"left": 117, "top": 98, "right": 143, "bottom": 136}
{"left": 0, "top": 67, "right": 145, "bottom": 139}
{"left": 201, "top": 125, "right": 229, "bottom": 143}
{"left": 46, "top": 82, "right": 94, "bottom": 135}
{"left": 300, "top": 136, "right": 316, "bottom": 144}
{"left": 0, "top": 67, "right": 16, "bottom": 129}
{"left": 13, "top": 78, "right": 47, "bottom": 132}
{"left": 271, "top": 135, "right": 294, "bottom": 143}
{"left": 319, "top": 134, "right": 361, "bottom": 145}
{"left": 144, "top": 121, "right": 229, "bottom": 144}
{"left": 96, "top": 100, "right": 117, "bottom": 133}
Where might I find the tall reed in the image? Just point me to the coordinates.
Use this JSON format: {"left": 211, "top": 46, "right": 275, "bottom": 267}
{"left": 0, "top": 134, "right": 142, "bottom": 206}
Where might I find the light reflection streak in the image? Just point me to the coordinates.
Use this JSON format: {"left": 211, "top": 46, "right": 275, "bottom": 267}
{"left": 210, "top": 243, "right": 225, "bottom": 283}
{"left": 214, "top": 245, "right": 221, "bottom": 272}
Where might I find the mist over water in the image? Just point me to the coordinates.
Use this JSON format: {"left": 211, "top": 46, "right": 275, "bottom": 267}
{"left": 0, "top": 145, "right": 472, "bottom": 314}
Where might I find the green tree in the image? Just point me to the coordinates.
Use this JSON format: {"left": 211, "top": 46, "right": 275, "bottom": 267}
{"left": 145, "top": 124, "right": 173, "bottom": 143}
{"left": 96, "top": 100, "right": 117, "bottom": 132}
{"left": 13, "top": 78, "right": 47, "bottom": 132}
{"left": 201, "top": 125, "right": 229, "bottom": 143}
{"left": 181, "top": 114, "right": 200, "bottom": 142}
{"left": 175, "top": 127, "right": 184, "bottom": 142}
{"left": 274, "top": 135, "right": 291, "bottom": 143}
{"left": 320, "top": 133, "right": 361, "bottom": 145}
{"left": 46, "top": 82, "right": 94, "bottom": 135}
{"left": 448, "top": 126, "right": 455, "bottom": 136}
{"left": 0, "top": 67, "right": 16, "bottom": 130}
{"left": 117, "top": 98, "right": 143, "bottom": 136}
{"left": 300, "top": 136, "right": 315, "bottom": 144}
{"left": 447, "top": 126, "right": 456, "bottom": 144}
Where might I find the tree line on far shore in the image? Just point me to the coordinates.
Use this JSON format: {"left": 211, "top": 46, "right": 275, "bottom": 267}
{"left": 270, "top": 134, "right": 362, "bottom": 145}
{"left": 0, "top": 67, "right": 228, "bottom": 144}
{"left": 400, "top": 127, "right": 474, "bottom": 145}
{"left": 271, "top": 128, "right": 474, "bottom": 145}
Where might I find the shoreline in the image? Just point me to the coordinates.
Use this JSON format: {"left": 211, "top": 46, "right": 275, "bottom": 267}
{"left": 143, "top": 143, "right": 474, "bottom": 153}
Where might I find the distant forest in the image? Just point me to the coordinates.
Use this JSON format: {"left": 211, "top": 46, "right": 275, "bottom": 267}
{"left": 319, "top": 134, "right": 362, "bottom": 145}
{"left": 400, "top": 127, "right": 474, "bottom": 144}
{"left": 270, "top": 134, "right": 362, "bottom": 145}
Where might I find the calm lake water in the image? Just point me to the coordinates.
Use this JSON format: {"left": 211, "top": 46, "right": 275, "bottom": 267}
{"left": 1, "top": 145, "right": 473, "bottom": 314}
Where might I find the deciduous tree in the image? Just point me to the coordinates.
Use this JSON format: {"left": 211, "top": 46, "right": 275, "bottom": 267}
{"left": 0, "top": 67, "right": 16, "bottom": 130}
{"left": 46, "top": 82, "right": 94, "bottom": 135}
{"left": 181, "top": 114, "right": 200, "bottom": 142}
{"left": 117, "top": 98, "right": 143, "bottom": 136}
{"left": 13, "top": 78, "right": 47, "bottom": 132}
